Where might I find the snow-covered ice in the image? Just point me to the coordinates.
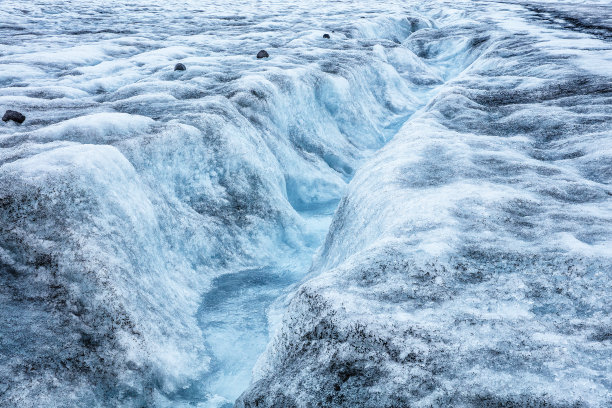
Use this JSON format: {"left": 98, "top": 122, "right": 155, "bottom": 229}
{"left": 0, "top": 0, "right": 610, "bottom": 407}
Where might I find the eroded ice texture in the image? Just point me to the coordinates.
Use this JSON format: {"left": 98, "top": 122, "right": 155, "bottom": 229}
{"left": 0, "top": 0, "right": 453, "bottom": 406}
{"left": 236, "top": 1, "right": 612, "bottom": 408}
{"left": 0, "top": 0, "right": 610, "bottom": 407}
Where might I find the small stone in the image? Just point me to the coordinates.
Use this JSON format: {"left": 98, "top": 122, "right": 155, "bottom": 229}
{"left": 323, "top": 33, "right": 331, "bottom": 39}
{"left": 256, "top": 50, "right": 269, "bottom": 59}
{"left": 174, "top": 63, "right": 186, "bottom": 71}
{"left": 2, "top": 110, "right": 25, "bottom": 124}
{"left": 126, "top": 361, "right": 139, "bottom": 371}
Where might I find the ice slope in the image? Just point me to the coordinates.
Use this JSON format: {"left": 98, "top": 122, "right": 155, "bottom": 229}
{"left": 236, "top": 1, "right": 612, "bottom": 408}
{"left": 0, "top": 0, "right": 472, "bottom": 406}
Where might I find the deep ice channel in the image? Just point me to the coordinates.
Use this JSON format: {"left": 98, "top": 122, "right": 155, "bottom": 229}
{"left": 174, "top": 15, "right": 483, "bottom": 407}
{"left": 0, "top": 1, "right": 487, "bottom": 406}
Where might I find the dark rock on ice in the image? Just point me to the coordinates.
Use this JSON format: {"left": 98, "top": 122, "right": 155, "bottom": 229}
{"left": 174, "top": 63, "right": 186, "bottom": 71}
{"left": 256, "top": 50, "right": 269, "bottom": 59}
{"left": 2, "top": 110, "right": 25, "bottom": 124}
{"left": 126, "top": 361, "right": 139, "bottom": 371}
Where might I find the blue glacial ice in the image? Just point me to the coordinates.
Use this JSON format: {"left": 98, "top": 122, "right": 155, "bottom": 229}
{"left": 0, "top": 0, "right": 611, "bottom": 407}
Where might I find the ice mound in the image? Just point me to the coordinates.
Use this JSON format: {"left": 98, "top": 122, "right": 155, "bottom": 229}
{"left": 0, "top": 143, "right": 207, "bottom": 405}
{"left": 30, "top": 112, "right": 155, "bottom": 143}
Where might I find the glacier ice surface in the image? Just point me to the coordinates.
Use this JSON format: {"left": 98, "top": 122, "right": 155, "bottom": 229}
{"left": 0, "top": 0, "right": 611, "bottom": 407}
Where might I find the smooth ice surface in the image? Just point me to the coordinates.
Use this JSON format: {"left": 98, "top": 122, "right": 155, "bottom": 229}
{"left": 1, "top": 0, "right": 611, "bottom": 407}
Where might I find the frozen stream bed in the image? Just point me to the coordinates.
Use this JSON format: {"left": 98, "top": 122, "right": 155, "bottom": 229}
{"left": 1, "top": 0, "right": 611, "bottom": 407}
{"left": 193, "top": 210, "right": 335, "bottom": 406}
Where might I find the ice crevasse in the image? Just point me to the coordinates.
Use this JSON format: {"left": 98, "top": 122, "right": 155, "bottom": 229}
{"left": 0, "top": 0, "right": 611, "bottom": 407}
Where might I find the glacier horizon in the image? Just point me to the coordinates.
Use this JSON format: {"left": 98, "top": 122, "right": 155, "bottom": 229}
{"left": 1, "top": 0, "right": 611, "bottom": 407}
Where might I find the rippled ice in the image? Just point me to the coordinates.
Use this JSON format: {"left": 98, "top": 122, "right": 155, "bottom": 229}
{"left": 0, "top": 0, "right": 611, "bottom": 407}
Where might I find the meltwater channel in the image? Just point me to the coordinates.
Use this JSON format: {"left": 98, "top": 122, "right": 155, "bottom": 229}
{"left": 2, "top": 0, "right": 610, "bottom": 407}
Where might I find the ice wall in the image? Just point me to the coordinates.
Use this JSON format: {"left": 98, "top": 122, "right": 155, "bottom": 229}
{"left": 237, "top": 2, "right": 612, "bottom": 407}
